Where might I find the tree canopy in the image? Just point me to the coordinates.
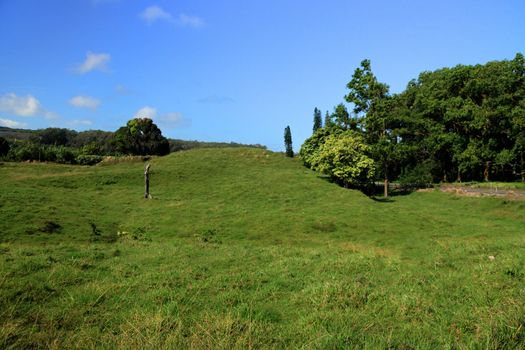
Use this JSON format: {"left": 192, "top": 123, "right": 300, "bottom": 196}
{"left": 114, "top": 118, "right": 170, "bottom": 156}
{"left": 309, "top": 131, "right": 375, "bottom": 187}
{"left": 301, "top": 53, "right": 525, "bottom": 193}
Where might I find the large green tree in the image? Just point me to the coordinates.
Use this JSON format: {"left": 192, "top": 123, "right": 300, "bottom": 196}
{"left": 345, "top": 59, "right": 392, "bottom": 196}
{"left": 114, "top": 118, "right": 170, "bottom": 156}
{"left": 332, "top": 103, "right": 357, "bottom": 130}
{"left": 511, "top": 53, "right": 525, "bottom": 181}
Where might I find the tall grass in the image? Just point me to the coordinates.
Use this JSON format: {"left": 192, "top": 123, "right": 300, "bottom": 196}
{"left": 1, "top": 148, "right": 524, "bottom": 348}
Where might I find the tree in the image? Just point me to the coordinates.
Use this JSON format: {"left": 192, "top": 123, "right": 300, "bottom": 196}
{"left": 345, "top": 59, "right": 391, "bottom": 196}
{"left": 332, "top": 103, "right": 357, "bottom": 130}
{"left": 284, "top": 125, "right": 293, "bottom": 157}
{"left": 33, "top": 128, "right": 76, "bottom": 146}
{"left": 114, "top": 118, "right": 170, "bottom": 156}
{"left": 71, "top": 130, "right": 115, "bottom": 155}
{"left": 299, "top": 127, "right": 339, "bottom": 168}
{"left": 310, "top": 131, "right": 375, "bottom": 187}
{"left": 511, "top": 53, "right": 525, "bottom": 181}
{"left": 345, "top": 59, "right": 389, "bottom": 118}
{"left": 313, "top": 107, "right": 322, "bottom": 133}
{"left": 301, "top": 53, "right": 525, "bottom": 190}
{"left": 0, "top": 137, "right": 9, "bottom": 157}
{"left": 324, "top": 111, "right": 333, "bottom": 129}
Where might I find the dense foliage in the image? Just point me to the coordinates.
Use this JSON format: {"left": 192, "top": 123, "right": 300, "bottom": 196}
{"left": 0, "top": 137, "right": 9, "bottom": 157}
{"left": 299, "top": 127, "right": 335, "bottom": 168}
{"left": 3, "top": 140, "right": 101, "bottom": 165}
{"left": 1, "top": 125, "right": 266, "bottom": 165}
{"left": 301, "top": 53, "right": 525, "bottom": 192}
{"left": 0, "top": 118, "right": 171, "bottom": 163}
{"left": 310, "top": 131, "right": 375, "bottom": 187}
{"left": 114, "top": 118, "right": 170, "bottom": 156}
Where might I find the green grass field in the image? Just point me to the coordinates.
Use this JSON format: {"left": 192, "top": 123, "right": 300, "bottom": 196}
{"left": 1, "top": 148, "right": 525, "bottom": 349}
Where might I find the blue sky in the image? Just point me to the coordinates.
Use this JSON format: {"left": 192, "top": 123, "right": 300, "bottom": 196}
{"left": 1, "top": 0, "right": 524, "bottom": 151}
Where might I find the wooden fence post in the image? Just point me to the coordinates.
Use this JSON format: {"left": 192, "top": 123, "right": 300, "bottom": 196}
{"left": 144, "top": 164, "right": 151, "bottom": 199}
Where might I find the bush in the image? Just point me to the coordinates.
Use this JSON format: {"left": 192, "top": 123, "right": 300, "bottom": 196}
{"left": 310, "top": 131, "right": 375, "bottom": 187}
{"left": 51, "top": 146, "right": 77, "bottom": 164}
{"left": 75, "top": 154, "right": 103, "bottom": 165}
{"left": 6, "top": 142, "right": 79, "bottom": 163}
{"left": 299, "top": 128, "right": 338, "bottom": 168}
{"left": 80, "top": 142, "right": 104, "bottom": 156}
{"left": 8, "top": 141, "right": 40, "bottom": 161}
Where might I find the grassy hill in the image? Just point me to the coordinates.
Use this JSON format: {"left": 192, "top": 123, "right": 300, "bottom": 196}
{"left": 1, "top": 148, "right": 524, "bottom": 348}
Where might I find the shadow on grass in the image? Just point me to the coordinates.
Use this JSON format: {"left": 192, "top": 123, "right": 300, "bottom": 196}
{"left": 315, "top": 174, "right": 433, "bottom": 200}
{"left": 370, "top": 196, "right": 395, "bottom": 203}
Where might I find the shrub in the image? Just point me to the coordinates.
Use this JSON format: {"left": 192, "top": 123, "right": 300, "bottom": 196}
{"left": 310, "top": 131, "right": 375, "bottom": 187}
{"left": 52, "top": 146, "right": 77, "bottom": 164}
{"left": 299, "top": 128, "right": 337, "bottom": 168}
{"left": 8, "top": 141, "right": 40, "bottom": 161}
{"left": 76, "top": 154, "right": 103, "bottom": 165}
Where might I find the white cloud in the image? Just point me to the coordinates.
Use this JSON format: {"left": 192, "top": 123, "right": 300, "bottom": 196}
{"left": 139, "top": 6, "right": 204, "bottom": 27}
{"left": 140, "top": 5, "right": 172, "bottom": 24}
{"left": 0, "top": 93, "right": 40, "bottom": 116}
{"left": 67, "top": 119, "right": 93, "bottom": 126}
{"left": 0, "top": 93, "right": 60, "bottom": 121}
{"left": 75, "top": 51, "right": 111, "bottom": 74}
{"left": 133, "top": 106, "right": 189, "bottom": 128}
{"left": 69, "top": 95, "right": 100, "bottom": 110}
{"left": 159, "top": 112, "right": 183, "bottom": 126}
{"left": 177, "top": 14, "right": 205, "bottom": 28}
{"left": 133, "top": 106, "right": 157, "bottom": 119}
{"left": 0, "top": 118, "right": 28, "bottom": 128}
{"left": 157, "top": 112, "right": 190, "bottom": 129}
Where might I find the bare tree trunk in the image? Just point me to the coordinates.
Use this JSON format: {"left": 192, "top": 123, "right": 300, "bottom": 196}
{"left": 484, "top": 161, "right": 490, "bottom": 182}
{"left": 144, "top": 164, "right": 151, "bottom": 199}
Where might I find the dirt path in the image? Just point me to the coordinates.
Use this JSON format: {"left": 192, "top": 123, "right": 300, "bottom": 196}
{"left": 438, "top": 185, "right": 525, "bottom": 199}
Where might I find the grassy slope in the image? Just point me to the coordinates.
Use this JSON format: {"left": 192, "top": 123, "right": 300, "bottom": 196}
{"left": 1, "top": 148, "right": 524, "bottom": 349}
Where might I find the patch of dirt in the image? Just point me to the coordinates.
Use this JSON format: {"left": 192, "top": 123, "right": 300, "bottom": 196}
{"left": 439, "top": 185, "right": 525, "bottom": 200}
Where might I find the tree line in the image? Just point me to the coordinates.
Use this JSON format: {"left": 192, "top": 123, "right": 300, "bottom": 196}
{"left": 0, "top": 118, "right": 169, "bottom": 164}
{"left": 0, "top": 118, "right": 266, "bottom": 165}
{"left": 300, "top": 53, "right": 525, "bottom": 196}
